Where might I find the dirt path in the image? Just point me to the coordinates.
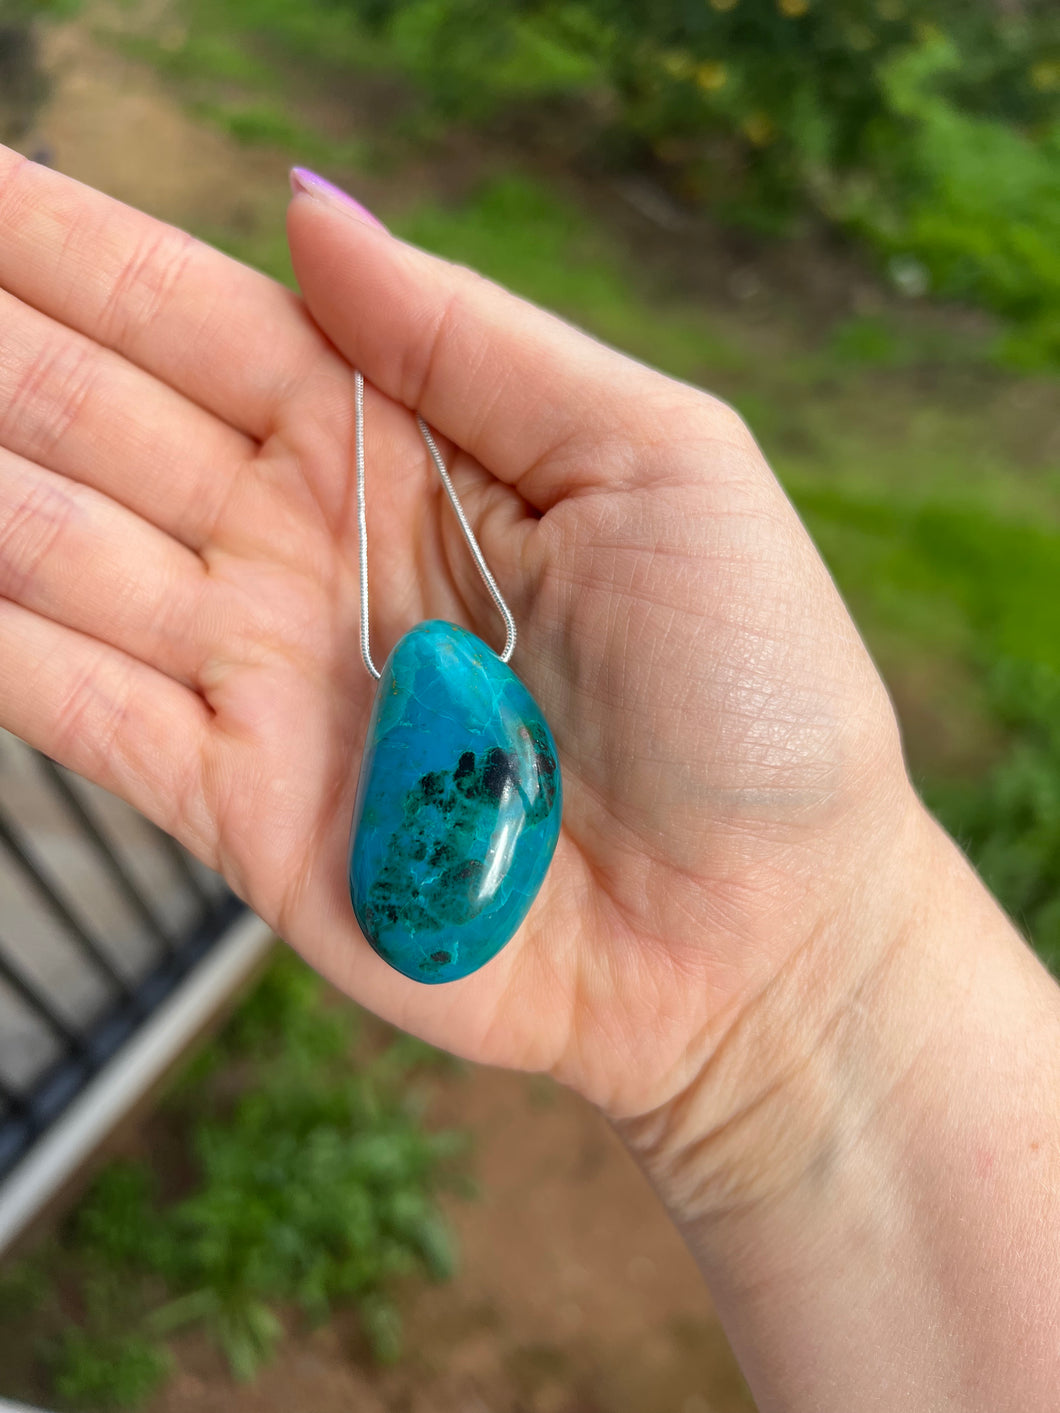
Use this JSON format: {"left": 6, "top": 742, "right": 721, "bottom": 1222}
{"left": 34, "top": 19, "right": 291, "bottom": 231}
{"left": 10, "top": 20, "right": 753, "bottom": 1412}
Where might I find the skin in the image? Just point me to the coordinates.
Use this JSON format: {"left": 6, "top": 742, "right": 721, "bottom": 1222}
{"left": 0, "top": 147, "right": 1058, "bottom": 1409}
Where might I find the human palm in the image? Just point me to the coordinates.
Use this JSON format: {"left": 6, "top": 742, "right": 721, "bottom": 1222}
{"left": 0, "top": 151, "right": 909, "bottom": 1122}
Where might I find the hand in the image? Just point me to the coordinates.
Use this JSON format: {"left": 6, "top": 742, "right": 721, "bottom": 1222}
{"left": 6, "top": 152, "right": 1060, "bottom": 1412}
{"left": 0, "top": 148, "right": 911, "bottom": 1131}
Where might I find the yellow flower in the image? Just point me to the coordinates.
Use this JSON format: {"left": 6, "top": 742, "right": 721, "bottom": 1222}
{"left": 742, "top": 111, "right": 775, "bottom": 146}
{"left": 1030, "top": 61, "right": 1060, "bottom": 92}
{"left": 710, "top": 0, "right": 739, "bottom": 11}
{"left": 779, "top": 0, "right": 809, "bottom": 16}
{"left": 694, "top": 61, "right": 728, "bottom": 93}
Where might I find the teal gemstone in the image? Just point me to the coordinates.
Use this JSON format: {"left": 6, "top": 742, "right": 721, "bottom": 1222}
{"left": 349, "top": 620, "right": 562, "bottom": 984}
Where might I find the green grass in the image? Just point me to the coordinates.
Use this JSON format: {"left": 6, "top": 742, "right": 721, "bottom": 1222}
{"left": 795, "top": 485, "right": 1060, "bottom": 670}
{"left": 190, "top": 98, "right": 366, "bottom": 168}
{"left": 52, "top": 1332, "right": 172, "bottom": 1413}
{"left": 108, "top": 28, "right": 371, "bottom": 172}
{"left": 107, "top": 0, "right": 599, "bottom": 103}
{"left": 105, "top": 0, "right": 370, "bottom": 79}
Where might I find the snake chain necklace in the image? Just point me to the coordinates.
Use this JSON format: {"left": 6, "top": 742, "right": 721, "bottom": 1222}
{"left": 346, "top": 372, "right": 561, "bottom": 984}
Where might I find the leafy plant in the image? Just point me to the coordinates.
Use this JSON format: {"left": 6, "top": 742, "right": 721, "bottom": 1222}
{"left": 0, "top": 1258, "right": 49, "bottom": 1320}
{"left": 152, "top": 1056, "right": 461, "bottom": 1371}
{"left": 928, "top": 663, "right": 1060, "bottom": 973}
{"left": 847, "top": 38, "right": 1060, "bottom": 365}
{"left": 3, "top": 954, "right": 467, "bottom": 1409}
{"left": 309, "top": 0, "right": 1060, "bottom": 361}
{"left": 72, "top": 1163, "right": 165, "bottom": 1271}
{"left": 52, "top": 1331, "right": 171, "bottom": 1412}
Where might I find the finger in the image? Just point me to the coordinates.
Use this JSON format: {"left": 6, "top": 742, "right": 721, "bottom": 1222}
{"left": 0, "top": 598, "right": 214, "bottom": 856}
{"left": 287, "top": 187, "right": 723, "bottom": 510}
{"left": 0, "top": 447, "right": 212, "bottom": 686}
{"left": 0, "top": 146, "right": 329, "bottom": 440}
{"left": 0, "top": 288, "right": 258, "bottom": 550}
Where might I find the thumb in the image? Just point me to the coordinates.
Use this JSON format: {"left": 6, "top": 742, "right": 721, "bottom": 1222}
{"left": 286, "top": 169, "right": 686, "bottom": 510}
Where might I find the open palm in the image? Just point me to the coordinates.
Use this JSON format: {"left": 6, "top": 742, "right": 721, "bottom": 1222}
{"left": 0, "top": 151, "right": 911, "bottom": 1123}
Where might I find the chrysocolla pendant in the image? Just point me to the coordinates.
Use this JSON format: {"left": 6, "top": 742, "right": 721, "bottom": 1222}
{"left": 349, "top": 620, "right": 562, "bottom": 984}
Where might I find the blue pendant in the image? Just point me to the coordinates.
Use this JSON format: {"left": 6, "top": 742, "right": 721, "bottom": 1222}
{"left": 349, "top": 621, "right": 562, "bottom": 984}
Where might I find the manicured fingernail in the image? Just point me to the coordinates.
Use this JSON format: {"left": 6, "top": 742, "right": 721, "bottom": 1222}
{"left": 289, "top": 167, "right": 387, "bottom": 230}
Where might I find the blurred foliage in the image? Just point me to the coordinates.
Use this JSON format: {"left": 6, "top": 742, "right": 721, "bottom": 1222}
{"left": 100, "top": 0, "right": 1060, "bottom": 359}
{"left": 1, "top": 0, "right": 84, "bottom": 141}
{"left": 307, "top": 0, "right": 1060, "bottom": 362}
{"left": 2, "top": 955, "right": 466, "bottom": 1409}
{"left": 7, "top": 0, "right": 81, "bottom": 11}
{"left": 926, "top": 663, "right": 1060, "bottom": 972}
{"left": 797, "top": 475, "right": 1060, "bottom": 971}
{"left": 333, "top": 0, "right": 1059, "bottom": 143}
{"left": 52, "top": 1332, "right": 172, "bottom": 1413}
{"left": 852, "top": 38, "right": 1060, "bottom": 366}
{"left": 0, "top": 0, "right": 82, "bottom": 21}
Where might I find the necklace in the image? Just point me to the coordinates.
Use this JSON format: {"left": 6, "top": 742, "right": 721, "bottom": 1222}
{"left": 348, "top": 372, "right": 562, "bottom": 984}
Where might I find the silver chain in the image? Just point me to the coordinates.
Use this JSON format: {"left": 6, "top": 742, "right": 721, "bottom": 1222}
{"left": 355, "top": 370, "right": 517, "bottom": 680}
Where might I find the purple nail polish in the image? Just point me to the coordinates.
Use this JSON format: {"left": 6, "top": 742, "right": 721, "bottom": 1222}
{"left": 289, "top": 168, "right": 387, "bottom": 231}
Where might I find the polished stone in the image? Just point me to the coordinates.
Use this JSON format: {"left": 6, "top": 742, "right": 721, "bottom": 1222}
{"left": 349, "top": 620, "right": 562, "bottom": 984}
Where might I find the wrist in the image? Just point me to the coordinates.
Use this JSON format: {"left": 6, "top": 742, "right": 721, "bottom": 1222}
{"left": 616, "top": 784, "right": 937, "bottom": 1222}
{"left": 617, "top": 797, "right": 1060, "bottom": 1409}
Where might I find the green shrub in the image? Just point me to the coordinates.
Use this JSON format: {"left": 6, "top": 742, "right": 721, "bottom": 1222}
{"left": 86, "top": 958, "right": 461, "bottom": 1381}
{"left": 846, "top": 39, "right": 1060, "bottom": 365}
{"left": 928, "top": 663, "right": 1060, "bottom": 973}
{"left": 52, "top": 1331, "right": 171, "bottom": 1412}
{"left": 3, "top": 956, "right": 467, "bottom": 1408}
{"left": 311, "top": 0, "right": 1060, "bottom": 360}
{"left": 330, "top": 0, "right": 1055, "bottom": 148}
{"left": 151, "top": 1060, "right": 461, "bottom": 1372}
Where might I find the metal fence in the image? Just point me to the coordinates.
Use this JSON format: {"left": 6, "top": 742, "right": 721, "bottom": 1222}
{"left": 0, "top": 729, "right": 244, "bottom": 1184}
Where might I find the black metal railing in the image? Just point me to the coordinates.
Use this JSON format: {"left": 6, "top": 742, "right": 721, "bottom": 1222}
{"left": 0, "top": 732, "right": 244, "bottom": 1181}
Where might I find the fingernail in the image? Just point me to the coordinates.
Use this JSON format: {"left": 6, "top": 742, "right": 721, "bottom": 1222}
{"left": 289, "top": 167, "right": 387, "bottom": 231}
